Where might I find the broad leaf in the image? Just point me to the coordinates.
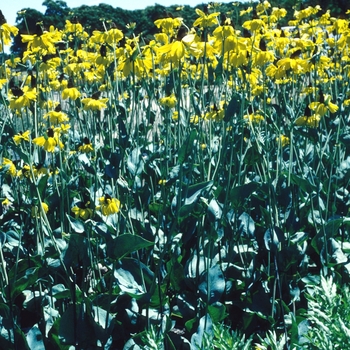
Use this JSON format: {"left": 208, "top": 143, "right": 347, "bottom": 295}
{"left": 238, "top": 212, "right": 255, "bottom": 237}
{"left": 26, "top": 325, "right": 45, "bottom": 350}
{"left": 108, "top": 234, "right": 153, "bottom": 260}
{"left": 191, "top": 314, "right": 213, "bottom": 349}
{"left": 11, "top": 267, "right": 40, "bottom": 300}
{"left": 198, "top": 265, "right": 225, "bottom": 304}
{"left": 264, "top": 227, "right": 284, "bottom": 253}
{"left": 224, "top": 93, "right": 241, "bottom": 122}
{"left": 114, "top": 258, "right": 154, "bottom": 298}
{"left": 230, "top": 182, "right": 259, "bottom": 209}
{"left": 66, "top": 214, "right": 85, "bottom": 233}
{"left": 178, "top": 129, "right": 197, "bottom": 164}
{"left": 290, "top": 174, "right": 317, "bottom": 193}
{"left": 127, "top": 147, "right": 144, "bottom": 176}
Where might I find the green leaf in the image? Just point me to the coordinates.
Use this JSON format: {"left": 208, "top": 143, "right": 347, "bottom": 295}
{"left": 63, "top": 234, "right": 89, "bottom": 268}
{"left": 198, "top": 265, "right": 225, "bottom": 304}
{"left": 208, "top": 302, "right": 227, "bottom": 323}
{"left": 264, "top": 227, "right": 284, "bottom": 253}
{"left": 66, "top": 214, "right": 85, "bottom": 233}
{"left": 224, "top": 93, "right": 241, "bottom": 122}
{"left": 114, "top": 258, "right": 154, "bottom": 298}
{"left": 59, "top": 304, "right": 95, "bottom": 346}
{"left": 26, "top": 325, "right": 45, "bottom": 350}
{"left": 78, "top": 153, "right": 95, "bottom": 175}
{"left": 178, "top": 128, "right": 197, "bottom": 164}
{"left": 185, "top": 317, "right": 197, "bottom": 333}
{"left": 127, "top": 147, "right": 144, "bottom": 176}
{"left": 109, "top": 234, "right": 153, "bottom": 260}
{"left": 11, "top": 267, "right": 40, "bottom": 300}
{"left": 290, "top": 174, "right": 317, "bottom": 193}
{"left": 166, "top": 259, "right": 185, "bottom": 292}
{"left": 191, "top": 314, "right": 213, "bottom": 349}
{"left": 37, "top": 174, "right": 48, "bottom": 197}
{"left": 230, "top": 182, "right": 259, "bottom": 209}
{"left": 238, "top": 212, "right": 255, "bottom": 238}
{"left": 105, "top": 151, "right": 121, "bottom": 179}
{"left": 321, "top": 238, "right": 348, "bottom": 267}
{"left": 175, "top": 180, "right": 214, "bottom": 219}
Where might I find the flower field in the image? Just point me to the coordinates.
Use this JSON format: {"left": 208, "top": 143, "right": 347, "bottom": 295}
{"left": 1, "top": 2, "right": 350, "bottom": 348}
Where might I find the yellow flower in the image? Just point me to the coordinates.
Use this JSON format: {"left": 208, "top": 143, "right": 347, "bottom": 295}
{"left": 31, "top": 202, "right": 49, "bottom": 218}
{"left": 205, "top": 103, "right": 225, "bottom": 121}
{"left": 62, "top": 87, "right": 81, "bottom": 100}
{"left": 295, "top": 115, "right": 321, "bottom": 128}
{"left": 172, "top": 111, "right": 179, "bottom": 121}
{"left": 72, "top": 201, "right": 93, "bottom": 220}
{"left": 242, "top": 19, "right": 265, "bottom": 33}
{"left": 309, "top": 92, "right": 338, "bottom": 116}
{"left": 277, "top": 135, "right": 290, "bottom": 147}
{"left": 193, "top": 8, "right": 220, "bottom": 28}
{"left": 271, "top": 7, "right": 287, "bottom": 20}
{"left": 44, "top": 110, "right": 69, "bottom": 124}
{"left": 154, "top": 17, "right": 182, "bottom": 36}
{"left": 17, "top": 163, "right": 50, "bottom": 180}
{"left": 190, "top": 115, "right": 199, "bottom": 124}
{"left": 159, "top": 94, "right": 177, "bottom": 108}
{"left": 343, "top": 99, "right": 350, "bottom": 107}
{"left": 1, "top": 158, "right": 16, "bottom": 177}
{"left": 157, "top": 40, "right": 186, "bottom": 63}
{"left": 78, "top": 137, "right": 94, "bottom": 153}
{"left": 256, "top": 1, "right": 271, "bottom": 14}
{"left": 55, "top": 124, "right": 70, "bottom": 134}
{"left": 0, "top": 79, "right": 7, "bottom": 89}
{"left": 240, "top": 7, "right": 253, "bottom": 16}
{"left": 104, "top": 28, "right": 124, "bottom": 45}
{"left": 9, "top": 86, "right": 36, "bottom": 110}
{"left": 2, "top": 198, "right": 12, "bottom": 210}
{"left": 0, "top": 22, "right": 19, "bottom": 51}
{"left": 81, "top": 97, "right": 108, "bottom": 111}
{"left": 21, "top": 25, "right": 61, "bottom": 55}
{"left": 13, "top": 130, "right": 30, "bottom": 145}
{"left": 97, "top": 195, "right": 121, "bottom": 216}
{"left": 32, "top": 128, "right": 63, "bottom": 152}
{"left": 244, "top": 113, "right": 264, "bottom": 124}
{"left": 6, "top": 57, "right": 21, "bottom": 68}
{"left": 65, "top": 20, "right": 84, "bottom": 33}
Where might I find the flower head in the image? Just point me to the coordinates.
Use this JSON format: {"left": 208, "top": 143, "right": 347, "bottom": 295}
{"left": 0, "top": 12, "right": 19, "bottom": 51}
{"left": 13, "top": 130, "right": 30, "bottom": 145}
{"left": 9, "top": 86, "right": 36, "bottom": 111}
{"left": 62, "top": 87, "right": 81, "bottom": 100}
{"left": 72, "top": 201, "right": 93, "bottom": 220}
{"left": 78, "top": 137, "right": 94, "bottom": 153}
{"left": 1, "top": 158, "right": 16, "bottom": 177}
{"left": 159, "top": 94, "right": 177, "bottom": 108}
{"left": 44, "top": 107, "right": 69, "bottom": 124}
{"left": 309, "top": 91, "right": 338, "bottom": 116}
{"left": 31, "top": 202, "right": 49, "bottom": 218}
{"left": 193, "top": 8, "right": 220, "bottom": 28}
{"left": 32, "top": 128, "right": 64, "bottom": 152}
{"left": 81, "top": 96, "right": 108, "bottom": 111}
{"left": 277, "top": 135, "right": 290, "bottom": 147}
{"left": 97, "top": 195, "right": 121, "bottom": 216}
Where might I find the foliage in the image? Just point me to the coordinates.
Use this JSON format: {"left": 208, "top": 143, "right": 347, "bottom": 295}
{"left": 299, "top": 276, "right": 350, "bottom": 349}
{"left": 1, "top": 0, "right": 350, "bottom": 349}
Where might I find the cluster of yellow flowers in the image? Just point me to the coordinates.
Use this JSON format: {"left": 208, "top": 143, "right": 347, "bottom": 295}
{"left": 1, "top": 4, "right": 347, "bottom": 123}
{"left": 1, "top": 2, "right": 349, "bottom": 217}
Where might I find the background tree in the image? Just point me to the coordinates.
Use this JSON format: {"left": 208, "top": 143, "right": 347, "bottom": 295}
{"left": 42, "top": 0, "right": 70, "bottom": 28}
{"left": 10, "top": 0, "right": 349, "bottom": 56}
{"left": 11, "top": 9, "right": 46, "bottom": 56}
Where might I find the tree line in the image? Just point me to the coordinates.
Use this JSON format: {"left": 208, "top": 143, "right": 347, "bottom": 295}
{"left": 8, "top": 0, "right": 350, "bottom": 56}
